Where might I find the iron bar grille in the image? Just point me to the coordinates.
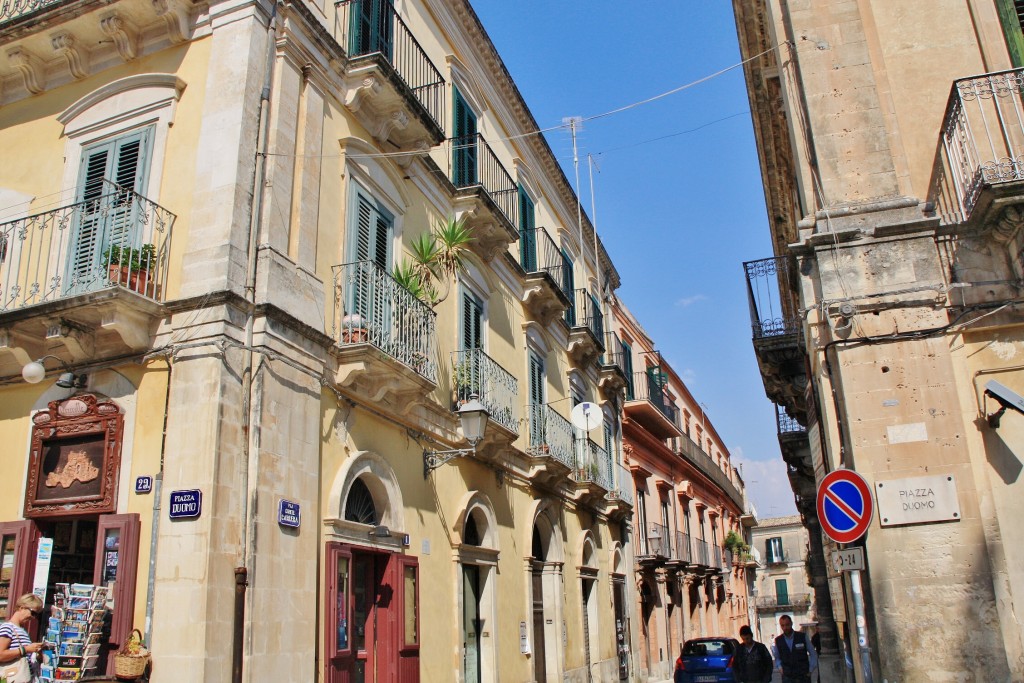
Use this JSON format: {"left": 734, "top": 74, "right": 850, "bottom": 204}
{"left": 775, "top": 403, "right": 806, "bottom": 435}
{"left": 575, "top": 437, "right": 612, "bottom": 490}
{"left": 521, "top": 226, "right": 563, "bottom": 283}
{"left": 0, "top": 189, "right": 175, "bottom": 312}
{"left": 644, "top": 522, "right": 670, "bottom": 558}
{"left": 450, "top": 132, "right": 518, "bottom": 226}
{"left": 450, "top": 348, "right": 518, "bottom": 434}
{"left": 695, "top": 538, "right": 710, "bottom": 566}
{"left": 674, "top": 434, "right": 744, "bottom": 510}
{"left": 335, "top": 0, "right": 445, "bottom": 130}
{"left": 527, "top": 403, "right": 575, "bottom": 470}
{"left": 674, "top": 531, "right": 692, "bottom": 564}
{"left": 0, "top": 0, "right": 61, "bottom": 24}
{"left": 332, "top": 260, "right": 438, "bottom": 382}
{"left": 755, "top": 593, "right": 812, "bottom": 610}
{"left": 743, "top": 255, "right": 802, "bottom": 339}
{"left": 628, "top": 371, "right": 680, "bottom": 426}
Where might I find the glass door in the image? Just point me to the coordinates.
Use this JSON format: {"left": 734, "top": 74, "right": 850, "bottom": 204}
{"left": 462, "top": 565, "right": 481, "bottom": 683}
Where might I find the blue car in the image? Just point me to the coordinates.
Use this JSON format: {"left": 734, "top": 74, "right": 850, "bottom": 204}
{"left": 674, "top": 637, "right": 739, "bottom": 683}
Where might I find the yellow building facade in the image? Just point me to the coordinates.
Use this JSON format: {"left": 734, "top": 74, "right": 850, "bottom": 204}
{"left": 0, "top": 0, "right": 640, "bottom": 681}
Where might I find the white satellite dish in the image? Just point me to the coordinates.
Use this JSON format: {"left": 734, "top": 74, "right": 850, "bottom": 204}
{"left": 570, "top": 402, "right": 604, "bottom": 432}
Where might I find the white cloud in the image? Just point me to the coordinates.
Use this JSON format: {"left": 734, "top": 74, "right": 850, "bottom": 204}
{"left": 675, "top": 294, "right": 707, "bottom": 308}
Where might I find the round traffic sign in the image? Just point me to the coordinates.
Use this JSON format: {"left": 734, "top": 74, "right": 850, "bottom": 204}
{"left": 816, "top": 469, "right": 873, "bottom": 544}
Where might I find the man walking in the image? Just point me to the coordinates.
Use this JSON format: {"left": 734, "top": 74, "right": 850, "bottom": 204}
{"left": 772, "top": 614, "right": 817, "bottom": 683}
{"left": 733, "top": 625, "right": 773, "bottom": 683}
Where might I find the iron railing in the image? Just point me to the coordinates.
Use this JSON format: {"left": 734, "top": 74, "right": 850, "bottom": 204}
{"left": 520, "top": 226, "right": 563, "bottom": 283}
{"left": 628, "top": 371, "right": 680, "bottom": 426}
{"left": 675, "top": 435, "right": 745, "bottom": 510}
{"left": 451, "top": 348, "right": 518, "bottom": 434}
{"left": 775, "top": 403, "right": 806, "bottom": 435}
{"left": 576, "top": 438, "right": 612, "bottom": 490}
{"left": 335, "top": 0, "right": 445, "bottom": 130}
{"left": 565, "top": 289, "right": 605, "bottom": 346}
{"left": 743, "top": 256, "right": 801, "bottom": 339}
{"left": 930, "top": 67, "right": 1024, "bottom": 224}
{"left": 527, "top": 403, "right": 575, "bottom": 470}
{"left": 755, "top": 593, "right": 812, "bottom": 610}
{"left": 450, "top": 133, "right": 518, "bottom": 226}
{"left": 0, "top": 0, "right": 60, "bottom": 24}
{"left": 332, "top": 260, "right": 437, "bottom": 382}
{"left": 609, "top": 463, "right": 634, "bottom": 507}
{"left": 643, "top": 522, "right": 670, "bottom": 558}
{"left": 602, "top": 331, "right": 624, "bottom": 369}
{"left": 673, "top": 531, "right": 692, "bottom": 564}
{"left": 694, "top": 539, "right": 711, "bottom": 566}
{"left": 0, "top": 189, "right": 174, "bottom": 313}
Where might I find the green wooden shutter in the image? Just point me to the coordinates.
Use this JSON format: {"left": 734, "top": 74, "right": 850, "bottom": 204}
{"left": 461, "top": 292, "right": 483, "bottom": 351}
{"left": 350, "top": 189, "right": 393, "bottom": 320}
{"left": 528, "top": 351, "right": 545, "bottom": 446}
{"left": 453, "top": 88, "right": 478, "bottom": 186}
{"left": 349, "top": 0, "right": 393, "bottom": 59}
{"left": 621, "top": 340, "right": 634, "bottom": 400}
{"left": 998, "top": 0, "right": 1024, "bottom": 67}
{"left": 561, "top": 249, "right": 575, "bottom": 325}
{"left": 518, "top": 186, "right": 537, "bottom": 271}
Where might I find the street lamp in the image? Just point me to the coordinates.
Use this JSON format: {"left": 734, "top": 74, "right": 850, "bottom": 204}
{"left": 21, "top": 355, "right": 87, "bottom": 389}
{"left": 422, "top": 394, "right": 489, "bottom": 477}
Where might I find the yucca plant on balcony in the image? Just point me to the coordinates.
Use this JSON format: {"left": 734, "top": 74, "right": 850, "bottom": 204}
{"left": 394, "top": 216, "right": 474, "bottom": 307}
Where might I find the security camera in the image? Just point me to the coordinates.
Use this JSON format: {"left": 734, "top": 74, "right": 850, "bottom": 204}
{"left": 984, "top": 380, "right": 1024, "bottom": 427}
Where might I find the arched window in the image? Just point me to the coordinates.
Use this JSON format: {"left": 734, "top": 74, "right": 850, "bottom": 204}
{"left": 344, "top": 478, "right": 377, "bottom": 525}
{"left": 464, "top": 513, "right": 481, "bottom": 547}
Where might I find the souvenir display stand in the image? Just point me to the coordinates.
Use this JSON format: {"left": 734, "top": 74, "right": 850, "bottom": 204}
{"left": 40, "top": 583, "right": 108, "bottom": 682}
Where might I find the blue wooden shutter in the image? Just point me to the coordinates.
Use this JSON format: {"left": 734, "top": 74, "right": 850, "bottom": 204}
{"left": 453, "top": 88, "right": 478, "bottom": 186}
{"left": 518, "top": 186, "right": 537, "bottom": 271}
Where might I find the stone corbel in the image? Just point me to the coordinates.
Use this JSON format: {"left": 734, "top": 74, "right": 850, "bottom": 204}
{"left": 152, "top": 0, "right": 192, "bottom": 43}
{"left": 50, "top": 32, "right": 89, "bottom": 80}
{"left": 7, "top": 47, "right": 45, "bottom": 95}
{"left": 344, "top": 74, "right": 381, "bottom": 113}
{"left": 522, "top": 285, "right": 562, "bottom": 326}
{"left": 45, "top": 318, "right": 94, "bottom": 362}
{"left": 100, "top": 13, "right": 138, "bottom": 62}
{"left": 100, "top": 306, "right": 153, "bottom": 349}
{"left": 0, "top": 328, "right": 42, "bottom": 367}
{"left": 393, "top": 140, "right": 430, "bottom": 170}
{"left": 373, "top": 109, "right": 409, "bottom": 144}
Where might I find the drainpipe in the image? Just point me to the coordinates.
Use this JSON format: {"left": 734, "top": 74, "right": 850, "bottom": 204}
{"left": 234, "top": 5, "right": 279, "bottom": 683}
{"left": 144, "top": 358, "right": 172, "bottom": 647}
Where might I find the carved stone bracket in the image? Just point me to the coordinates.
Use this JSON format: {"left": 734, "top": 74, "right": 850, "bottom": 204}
{"left": 7, "top": 47, "right": 45, "bottom": 95}
{"left": 373, "top": 109, "right": 409, "bottom": 145}
{"left": 152, "top": 0, "right": 193, "bottom": 43}
{"left": 567, "top": 329, "right": 601, "bottom": 367}
{"left": 50, "top": 32, "right": 89, "bottom": 80}
{"left": 0, "top": 327, "right": 42, "bottom": 367}
{"left": 331, "top": 347, "right": 434, "bottom": 409}
{"left": 100, "top": 305, "right": 153, "bottom": 350}
{"left": 100, "top": 13, "right": 138, "bottom": 62}
{"left": 45, "top": 318, "right": 95, "bottom": 362}
{"left": 344, "top": 74, "right": 382, "bottom": 113}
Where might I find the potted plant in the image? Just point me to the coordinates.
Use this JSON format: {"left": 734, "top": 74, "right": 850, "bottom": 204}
{"left": 453, "top": 359, "right": 480, "bottom": 404}
{"left": 340, "top": 313, "right": 368, "bottom": 343}
{"left": 102, "top": 243, "right": 155, "bottom": 294}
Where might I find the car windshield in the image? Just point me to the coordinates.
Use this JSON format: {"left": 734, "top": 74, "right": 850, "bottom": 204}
{"left": 683, "top": 640, "right": 734, "bottom": 656}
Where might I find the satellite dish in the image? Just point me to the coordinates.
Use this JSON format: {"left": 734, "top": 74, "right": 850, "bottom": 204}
{"left": 570, "top": 402, "right": 604, "bottom": 432}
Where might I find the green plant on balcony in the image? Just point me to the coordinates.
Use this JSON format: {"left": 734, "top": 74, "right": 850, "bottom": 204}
{"left": 724, "top": 530, "right": 750, "bottom": 558}
{"left": 394, "top": 216, "right": 474, "bottom": 307}
{"left": 453, "top": 360, "right": 480, "bottom": 404}
{"left": 101, "top": 243, "right": 156, "bottom": 293}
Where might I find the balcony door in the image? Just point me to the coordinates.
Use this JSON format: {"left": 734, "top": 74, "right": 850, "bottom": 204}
{"left": 459, "top": 292, "right": 484, "bottom": 403}
{"left": 349, "top": 0, "right": 393, "bottom": 60}
{"left": 348, "top": 188, "right": 393, "bottom": 335}
{"left": 528, "top": 351, "right": 545, "bottom": 448}
{"left": 518, "top": 186, "right": 537, "bottom": 271}
{"left": 775, "top": 578, "right": 789, "bottom": 606}
{"left": 453, "top": 88, "right": 478, "bottom": 186}
{"left": 67, "top": 128, "right": 152, "bottom": 295}
{"left": 561, "top": 249, "right": 575, "bottom": 325}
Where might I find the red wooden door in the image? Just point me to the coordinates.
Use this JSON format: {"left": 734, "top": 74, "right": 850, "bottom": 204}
{"left": 93, "top": 513, "right": 141, "bottom": 676}
{"left": 0, "top": 521, "right": 40, "bottom": 619}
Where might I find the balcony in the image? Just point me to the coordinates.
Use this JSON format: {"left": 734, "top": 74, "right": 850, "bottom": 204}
{"left": 624, "top": 371, "right": 682, "bottom": 439}
{"left": 666, "top": 531, "right": 692, "bottom": 569}
{"left": 637, "top": 522, "right": 670, "bottom": 566}
{"left": 755, "top": 593, "right": 812, "bottom": 611}
{"left": 449, "top": 133, "right": 518, "bottom": 262}
{"left": 573, "top": 437, "right": 611, "bottom": 506}
{"left": 565, "top": 288, "right": 605, "bottom": 366}
{"left": 0, "top": 189, "right": 174, "bottom": 372}
{"left": 524, "top": 403, "right": 575, "bottom": 485}
{"left": 331, "top": 260, "right": 437, "bottom": 406}
{"left": 598, "top": 332, "right": 628, "bottom": 400}
{"left": 674, "top": 435, "right": 744, "bottom": 510}
{"left": 604, "top": 463, "right": 633, "bottom": 520}
{"left": 775, "top": 403, "right": 814, "bottom": 482}
{"left": 930, "top": 68, "right": 1024, "bottom": 227}
{"left": 336, "top": 0, "right": 445, "bottom": 152}
{"left": 519, "top": 227, "right": 570, "bottom": 325}
{"left": 743, "top": 255, "right": 807, "bottom": 422}
{"left": 693, "top": 538, "right": 711, "bottom": 572}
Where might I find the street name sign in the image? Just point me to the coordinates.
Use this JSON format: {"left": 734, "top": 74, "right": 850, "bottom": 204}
{"left": 278, "top": 499, "right": 301, "bottom": 528}
{"left": 832, "top": 547, "right": 864, "bottom": 572}
{"left": 169, "top": 489, "right": 202, "bottom": 519}
{"left": 817, "top": 469, "right": 873, "bottom": 544}
{"left": 875, "top": 474, "right": 960, "bottom": 527}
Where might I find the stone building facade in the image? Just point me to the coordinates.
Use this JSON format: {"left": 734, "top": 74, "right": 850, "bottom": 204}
{"left": 733, "top": 0, "right": 1024, "bottom": 681}
{"left": 750, "top": 516, "right": 812, "bottom": 643}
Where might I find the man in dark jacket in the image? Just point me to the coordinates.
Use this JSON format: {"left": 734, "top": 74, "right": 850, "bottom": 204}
{"left": 772, "top": 614, "right": 817, "bottom": 683}
{"left": 733, "top": 625, "right": 772, "bottom": 683}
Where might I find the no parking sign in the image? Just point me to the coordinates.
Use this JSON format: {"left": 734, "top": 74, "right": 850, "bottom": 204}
{"left": 817, "top": 469, "right": 873, "bottom": 544}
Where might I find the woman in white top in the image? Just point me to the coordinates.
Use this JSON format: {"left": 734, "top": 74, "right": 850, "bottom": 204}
{"left": 0, "top": 593, "right": 44, "bottom": 680}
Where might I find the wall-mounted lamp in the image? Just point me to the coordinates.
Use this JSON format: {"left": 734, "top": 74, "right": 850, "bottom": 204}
{"left": 369, "top": 525, "right": 391, "bottom": 539}
{"left": 21, "top": 355, "right": 87, "bottom": 389}
{"left": 422, "top": 394, "right": 489, "bottom": 478}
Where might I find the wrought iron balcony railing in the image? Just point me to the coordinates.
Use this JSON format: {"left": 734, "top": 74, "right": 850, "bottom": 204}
{"left": 743, "top": 256, "right": 801, "bottom": 339}
{"left": 755, "top": 593, "right": 812, "bottom": 610}
{"left": 451, "top": 348, "right": 517, "bottom": 434}
{"left": 450, "top": 133, "right": 518, "bottom": 226}
{"left": 335, "top": 0, "right": 445, "bottom": 130}
{"left": 610, "top": 463, "right": 634, "bottom": 507}
{"left": 930, "top": 67, "right": 1024, "bottom": 224}
{"left": 332, "top": 260, "right": 437, "bottom": 382}
{"left": 628, "top": 371, "right": 680, "bottom": 425}
{"left": 775, "top": 403, "right": 806, "bottom": 435}
{"left": 519, "top": 226, "right": 564, "bottom": 283}
{"left": 694, "top": 538, "right": 711, "bottom": 566}
{"left": 527, "top": 403, "right": 575, "bottom": 470}
{"left": 673, "top": 531, "right": 692, "bottom": 564}
{"left": 602, "top": 332, "right": 624, "bottom": 369}
{"left": 0, "top": 0, "right": 60, "bottom": 25}
{"left": 0, "top": 189, "right": 175, "bottom": 313}
{"left": 565, "top": 288, "right": 604, "bottom": 344}
{"left": 675, "top": 435, "right": 745, "bottom": 510}
{"left": 642, "top": 522, "right": 670, "bottom": 558}
{"left": 576, "top": 437, "right": 612, "bottom": 490}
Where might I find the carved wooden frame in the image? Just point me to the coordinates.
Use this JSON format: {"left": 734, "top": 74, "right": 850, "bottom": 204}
{"left": 24, "top": 394, "right": 123, "bottom": 519}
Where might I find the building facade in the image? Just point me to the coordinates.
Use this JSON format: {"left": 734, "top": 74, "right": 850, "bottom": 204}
{"left": 750, "top": 516, "right": 812, "bottom": 643}
{"left": 0, "top": 0, "right": 642, "bottom": 681}
{"left": 734, "top": 0, "right": 1024, "bottom": 681}
{"left": 611, "top": 301, "right": 755, "bottom": 680}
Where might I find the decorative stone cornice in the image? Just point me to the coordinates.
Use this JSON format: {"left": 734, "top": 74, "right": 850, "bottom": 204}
{"left": 99, "top": 13, "right": 137, "bottom": 62}
{"left": 6, "top": 46, "right": 44, "bottom": 94}
{"left": 50, "top": 31, "right": 89, "bottom": 80}
{"left": 152, "top": 0, "right": 193, "bottom": 44}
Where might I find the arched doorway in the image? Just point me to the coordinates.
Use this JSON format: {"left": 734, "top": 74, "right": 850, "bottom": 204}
{"left": 455, "top": 493, "right": 498, "bottom": 683}
{"left": 527, "top": 504, "right": 563, "bottom": 682}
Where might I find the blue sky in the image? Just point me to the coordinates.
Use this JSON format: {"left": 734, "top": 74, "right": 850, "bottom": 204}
{"left": 473, "top": 0, "right": 798, "bottom": 518}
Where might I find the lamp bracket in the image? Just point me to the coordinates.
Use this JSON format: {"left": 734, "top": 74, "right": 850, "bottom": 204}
{"left": 423, "top": 447, "right": 475, "bottom": 478}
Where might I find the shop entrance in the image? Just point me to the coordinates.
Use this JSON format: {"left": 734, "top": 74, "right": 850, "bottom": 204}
{"left": 36, "top": 518, "right": 98, "bottom": 599}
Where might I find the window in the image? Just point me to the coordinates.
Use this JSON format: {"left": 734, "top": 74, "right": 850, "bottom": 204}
{"left": 766, "top": 537, "right": 784, "bottom": 563}
{"left": 461, "top": 291, "right": 483, "bottom": 351}
{"left": 774, "top": 578, "right": 789, "bottom": 605}
{"left": 660, "top": 498, "right": 670, "bottom": 533}
{"left": 452, "top": 87, "right": 478, "bottom": 185}
{"left": 636, "top": 489, "right": 647, "bottom": 555}
{"left": 348, "top": 186, "right": 393, "bottom": 323}
{"left": 561, "top": 248, "right": 575, "bottom": 325}
{"left": 621, "top": 340, "right": 634, "bottom": 399}
{"left": 400, "top": 557, "right": 419, "bottom": 649}
{"left": 348, "top": 0, "right": 393, "bottom": 59}
{"left": 519, "top": 185, "right": 537, "bottom": 271}
{"left": 528, "top": 350, "right": 546, "bottom": 447}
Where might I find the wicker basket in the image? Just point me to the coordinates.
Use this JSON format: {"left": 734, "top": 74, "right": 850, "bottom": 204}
{"left": 113, "top": 629, "right": 150, "bottom": 680}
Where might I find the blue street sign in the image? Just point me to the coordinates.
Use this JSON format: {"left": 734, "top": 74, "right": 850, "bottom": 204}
{"left": 135, "top": 476, "right": 153, "bottom": 494}
{"left": 278, "top": 500, "right": 300, "bottom": 528}
{"left": 169, "top": 489, "right": 202, "bottom": 519}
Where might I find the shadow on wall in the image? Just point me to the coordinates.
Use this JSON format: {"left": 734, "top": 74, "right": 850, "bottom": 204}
{"left": 979, "top": 416, "right": 1023, "bottom": 485}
